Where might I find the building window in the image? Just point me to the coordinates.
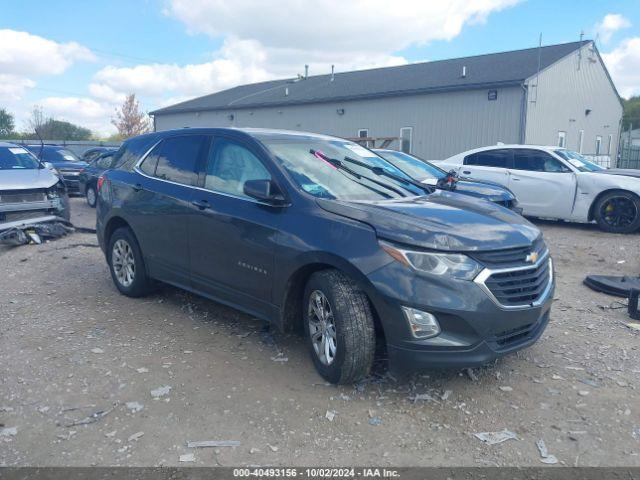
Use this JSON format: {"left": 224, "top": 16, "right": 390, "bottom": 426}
{"left": 357, "top": 129, "right": 368, "bottom": 138}
{"left": 595, "top": 135, "right": 602, "bottom": 155}
{"left": 578, "top": 130, "right": 584, "bottom": 153}
{"left": 400, "top": 127, "right": 413, "bottom": 154}
{"left": 607, "top": 134, "right": 613, "bottom": 154}
{"left": 557, "top": 131, "right": 566, "bottom": 148}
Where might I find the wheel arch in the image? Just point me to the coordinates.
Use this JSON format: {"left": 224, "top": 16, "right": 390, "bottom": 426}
{"left": 279, "top": 253, "right": 385, "bottom": 340}
{"left": 103, "top": 216, "right": 134, "bottom": 250}
{"left": 588, "top": 188, "right": 640, "bottom": 221}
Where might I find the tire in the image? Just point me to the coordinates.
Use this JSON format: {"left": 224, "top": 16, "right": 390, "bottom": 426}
{"left": 86, "top": 185, "right": 97, "bottom": 208}
{"left": 303, "top": 270, "right": 375, "bottom": 384}
{"left": 107, "top": 227, "right": 153, "bottom": 297}
{"left": 594, "top": 191, "right": 640, "bottom": 233}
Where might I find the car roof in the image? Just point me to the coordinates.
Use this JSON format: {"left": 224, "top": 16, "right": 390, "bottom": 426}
{"left": 0, "top": 141, "right": 21, "bottom": 148}
{"left": 140, "top": 127, "right": 347, "bottom": 143}
{"left": 446, "top": 144, "right": 564, "bottom": 159}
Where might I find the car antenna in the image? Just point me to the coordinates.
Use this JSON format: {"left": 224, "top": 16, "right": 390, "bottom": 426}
{"left": 34, "top": 127, "right": 46, "bottom": 169}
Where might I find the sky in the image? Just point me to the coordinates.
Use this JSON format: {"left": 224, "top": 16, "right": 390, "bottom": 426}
{"left": 1, "top": 0, "right": 639, "bottom": 136}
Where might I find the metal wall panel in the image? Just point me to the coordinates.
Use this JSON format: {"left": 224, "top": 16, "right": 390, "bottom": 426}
{"left": 154, "top": 86, "right": 523, "bottom": 160}
{"left": 524, "top": 44, "right": 622, "bottom": 158}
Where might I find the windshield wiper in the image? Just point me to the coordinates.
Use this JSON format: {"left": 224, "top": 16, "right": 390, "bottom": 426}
{"left": 340, "top": 155, "right": 434, "bottom": 195}
{"left": 309, "top": 150, "right": 408, "bottom": 197}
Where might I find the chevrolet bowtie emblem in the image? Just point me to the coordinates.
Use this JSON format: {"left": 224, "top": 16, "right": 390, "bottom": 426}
{"left": 525, "top": 251, "right": 539, "bottom": 263}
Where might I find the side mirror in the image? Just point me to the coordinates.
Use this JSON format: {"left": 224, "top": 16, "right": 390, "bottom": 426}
{"left": 243, "top": 179, "right": 286, "bottom": 205}
{"left": 43, "top": 162, "right": 55, "bottom": 171}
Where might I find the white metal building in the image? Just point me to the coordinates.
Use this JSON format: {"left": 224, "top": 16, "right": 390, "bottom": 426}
{"left": 152, "top": 41, "right": 622, "bottom": 161}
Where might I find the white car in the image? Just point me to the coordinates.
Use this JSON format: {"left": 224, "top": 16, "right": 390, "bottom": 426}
{"left": 438, "top": 145, "right": 640, "bottom": 233}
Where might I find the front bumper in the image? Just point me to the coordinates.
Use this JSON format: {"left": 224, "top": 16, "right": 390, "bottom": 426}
{"left": 0, "top": 194, "right": 70, "bottom": 224}
{"left": 366, "top": 258, "right": 554, "bottom": 373}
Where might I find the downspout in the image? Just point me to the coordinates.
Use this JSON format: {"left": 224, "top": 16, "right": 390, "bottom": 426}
{"left": 519, "top": 82, "right": 528, "bottom": 144}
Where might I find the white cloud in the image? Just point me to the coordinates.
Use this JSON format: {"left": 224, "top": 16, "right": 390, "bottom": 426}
{"left": 602, "top": 37, "right": 640, "bottom": 98}
{"left": 90, "top": 37, "right": 406, "bottom": 102}
{"left": 36, "top": 97, "right": 116, "bottom": 135}
{"left": 165, "top": 0, "right": 519, "bottom": 53}
{"left": 87, "top": 0, "right": 516, "bottom": 102}
{"left": 0, "top": 74, "right": 36, "bottom": 102}
{"left": 594, "top": 14, "right": 631, "bottom": 44}
{"left": 0, "top": 29, "right": 94, "bottom": 77}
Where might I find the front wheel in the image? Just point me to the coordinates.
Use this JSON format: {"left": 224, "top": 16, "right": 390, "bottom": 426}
{"left": 303, "top": 270, "right": 375, "bottom": 384}
{"left": 594, "top": 191, "right": 640, "bottom": 233}
{"left": 86, "top": 185, "right": 97, "bottom": 208}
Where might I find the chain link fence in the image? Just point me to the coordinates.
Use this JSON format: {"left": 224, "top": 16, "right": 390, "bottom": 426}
{"left": 617, "top": 143, "right": 640, "bottom": 169}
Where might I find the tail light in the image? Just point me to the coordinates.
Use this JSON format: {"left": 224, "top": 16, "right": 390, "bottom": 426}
{"left": 97, "top": 175, "right": 105, "bottom": 191}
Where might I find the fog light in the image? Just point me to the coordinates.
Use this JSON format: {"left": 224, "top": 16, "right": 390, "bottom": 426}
{"left": 401, "top": 306, "right": 441, "bottom": 339}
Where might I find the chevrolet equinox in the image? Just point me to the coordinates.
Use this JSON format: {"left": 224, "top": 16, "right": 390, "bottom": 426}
{"left": 96, "top": 128, "right": 554, "bottom": 384}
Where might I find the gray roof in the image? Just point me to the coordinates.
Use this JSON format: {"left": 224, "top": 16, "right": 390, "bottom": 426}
{"left": 152, "top": 41, "right": 588, "bottom": 115}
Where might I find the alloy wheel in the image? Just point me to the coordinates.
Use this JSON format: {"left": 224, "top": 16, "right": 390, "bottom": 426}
{"left": 308, "top": 290, "right": 337, "bottom": 365}
{"left": 600, "top": 197, "right": 637, "bottom": 228}
{"left": 112, "top": 239, "right": 135, "bottom": 287}
{"left": 86, "top": 187, "right": 96, "bottom": 206}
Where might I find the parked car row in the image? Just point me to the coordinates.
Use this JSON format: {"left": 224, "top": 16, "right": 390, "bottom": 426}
{"left": 6, "top": 131, "right": 636, "bottom": 384}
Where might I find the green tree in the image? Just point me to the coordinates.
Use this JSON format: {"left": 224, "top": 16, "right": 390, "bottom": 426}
{"left": 622, "top": 96, "right": 640, "bottom": 131}
{"left": 0, "top": 108, "right": 16, "bottom": 138}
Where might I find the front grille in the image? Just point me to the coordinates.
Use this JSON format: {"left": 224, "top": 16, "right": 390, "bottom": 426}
{"left": 483, "top": 257, "right": 551, "bottom": 307}
{"left": 494, "top": 323, "right": 534, "bottom": 347}
{"left": 470, "top": 238, "right": 546, "bottom": 268}
{"left": 0, "top": 190, "right": 47, "bottom": 203}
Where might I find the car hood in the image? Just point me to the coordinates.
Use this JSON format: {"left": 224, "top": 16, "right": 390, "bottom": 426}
{"left": 422, "top": 177, "right": 514, "bottom": 202}
{"left": 52, "top": 160, "right": 88, "bottom": 170}
{"left": 0, "top": 168, "right": 60, "bottom": 190}
{"left": 590, "top": 168, "right": 640, "bottom": 179}
{"left": 317, "top": 191, "right": 539, "bottom": 251}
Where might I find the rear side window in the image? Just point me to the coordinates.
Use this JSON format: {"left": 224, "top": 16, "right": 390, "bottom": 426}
{"left": 140, "top": 135, "right": 208, "bottom": 186}
{"left": 464, "top": 149, "right": 512, "bottom": 168}
{"left": 512, "top": 149, "right": 570, "bottom": 173}
{"left": 113, "top": 135, "right": 160, "bottom": 171}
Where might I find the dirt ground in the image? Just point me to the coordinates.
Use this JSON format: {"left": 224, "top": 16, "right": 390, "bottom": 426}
{"left": 1, "top": 197, "right": 639, "bottom": 467}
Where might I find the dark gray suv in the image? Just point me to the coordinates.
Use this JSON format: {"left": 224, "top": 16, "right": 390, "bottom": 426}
{"left": 96, "top": 128, "right": 554, "bottom": 384}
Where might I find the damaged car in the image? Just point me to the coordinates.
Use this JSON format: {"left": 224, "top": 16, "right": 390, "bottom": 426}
{"left": 438, "top": 145, "right": 640, "bottom": 233}
{"left": 97, "top": 129, "right": 554, "bottom": 384}
{"left": 0, "top": 142, "right": 71, "bottom": 243}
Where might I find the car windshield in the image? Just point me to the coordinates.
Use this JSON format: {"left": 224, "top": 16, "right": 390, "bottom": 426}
{"left": 258, "top": 135, "right": 424, "bottom": 200}
{"left": 0, "top": 146, "right": 41, "bottom": 170}
{"left": 29, "top": 146, "right": 82, "bottom": 163}
{"left": 376, "top": 150, "right": 446, "bottom": 180}
{"left": 554, "top": 149, "right": 604, "bottom": 172}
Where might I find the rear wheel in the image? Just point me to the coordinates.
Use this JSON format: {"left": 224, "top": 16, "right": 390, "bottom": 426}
{"left": 86, "top": 185, "right": 97, "bottom": 208}
{"left": 303, "top": 270, "right": 375, "bottom": 384}
{"left": 594, "top": 191, "right": 640, "bottom": 233}
{"left": 107, "top": 227, "right": 153, "bottom": 297}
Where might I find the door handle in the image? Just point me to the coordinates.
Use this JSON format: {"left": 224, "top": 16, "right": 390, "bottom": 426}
{"left": 462, "top": 170, "right": 471, "bottom": 175}
{"left": 511, "top": 177, "right": 521, "bottom": 181}
{"left": 132, "top": 183, "right": 144, "bottom": 192}
{"left": 191, "top": 199, "right": 211, "bottom": 210}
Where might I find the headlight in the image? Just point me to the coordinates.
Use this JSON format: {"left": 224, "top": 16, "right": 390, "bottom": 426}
{"left": 380, "top": 241, "right": 482, "bottom": 280}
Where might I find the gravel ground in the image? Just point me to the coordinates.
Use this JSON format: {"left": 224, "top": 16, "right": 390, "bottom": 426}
{"left": 1, "top": 197, "right": 639, "bottom": 467}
